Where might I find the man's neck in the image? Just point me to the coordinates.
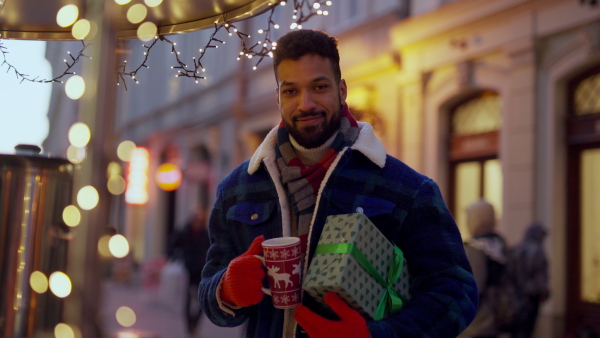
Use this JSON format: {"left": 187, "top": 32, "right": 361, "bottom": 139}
{"left": 289, "top": 132, "right": 337, "bottom": 167}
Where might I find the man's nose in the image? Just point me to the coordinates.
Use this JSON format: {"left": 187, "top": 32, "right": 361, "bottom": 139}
{"left": 298, "top": 91, "right": 317, "bottom": 112}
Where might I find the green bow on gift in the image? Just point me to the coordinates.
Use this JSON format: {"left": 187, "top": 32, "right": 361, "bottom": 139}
{"left": 314, "top": 242, "right": 407, "bottom": 320}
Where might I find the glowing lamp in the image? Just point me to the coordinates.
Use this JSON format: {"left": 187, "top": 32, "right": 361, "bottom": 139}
{"left": 155, "top": 163, "right": 182, "bottom": 191}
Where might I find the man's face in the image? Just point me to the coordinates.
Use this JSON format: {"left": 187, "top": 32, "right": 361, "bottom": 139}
{"left": 276, "top": 54, "right": 347, "bottom": 149}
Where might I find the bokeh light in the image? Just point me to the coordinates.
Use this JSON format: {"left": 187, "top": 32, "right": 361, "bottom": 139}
{"left": 114, "top": 0, "right": 132, "bottom": 4}
{"left": 155, "top": 163, "right": 182, "bottom": 191}
{"left": 144, "top": 0, "right": 163, "bottom": 7}
{"left": 117, "top": 140, "right": 136, "bottom": 161}
{"left": 65, "top": 75, "right": 86, "bottom": 100}
{"left": 68, "top": 122, "right": 91, "bottom": 148}
{"left": 115, "top": 306, "right": 136, "bottom": 327}
{"left": 30, "top": 271, "right": 49, "bottom": 294}
{"left": 137, "top": 22, "right": 157, "bottom": 42}
{"left": 77, "top": 185, "right": 100, "bottom": 210}
{"left": 127, "top": 4, "right": 148, "bottom": 24}
{"left": 71, "top": 19, "right": 91, "bottom": 40}
{"left": 62, "top": 205, "right": 81, "bottom": 227}
{"left": 109, "top": 234, "right": 130, "bottom": 258}
{"left": 56, "top": 5, "right": 79, "bottom": 27}
{"left": 107, "top": 175, "right": 126, "bottom": 195}
{"left": 98, "top": 235, "right": 112, "bottom": 258}
{"left": 49, "top": 272, "right": 72, "bottom": 298}
{"left": 107, "top": 162, "right": 122, "bottom": 177}
{"left": 66, "top": 145, "right": 86, "bottom": 164}
{"left": 54, "top": 323, "right": 77, "bottom": 338}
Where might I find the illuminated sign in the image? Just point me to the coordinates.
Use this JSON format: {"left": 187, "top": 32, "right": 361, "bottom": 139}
{"left": 125, "top": 147, "right": 149, "bottom": 205}
{"left": 155, "top": 163, "right": 182, "bottom": 191}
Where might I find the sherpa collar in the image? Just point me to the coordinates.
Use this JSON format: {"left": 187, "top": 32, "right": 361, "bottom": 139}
{"left": 248, "top": 121, "right": 386, "bottom": 175}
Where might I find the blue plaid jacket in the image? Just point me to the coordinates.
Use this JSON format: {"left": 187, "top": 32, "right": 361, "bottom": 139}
{"left": 199, "top": 123, "right": 477, "bottom": 337}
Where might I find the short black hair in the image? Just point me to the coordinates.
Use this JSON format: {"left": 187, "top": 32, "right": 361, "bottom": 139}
{"left": 273, "top": 29, "right": 341, "bottom": 84}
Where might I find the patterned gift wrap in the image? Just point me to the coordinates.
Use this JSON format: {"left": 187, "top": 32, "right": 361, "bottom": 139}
{"left": 302, "top": 213, "right": 410, "bottom": 320}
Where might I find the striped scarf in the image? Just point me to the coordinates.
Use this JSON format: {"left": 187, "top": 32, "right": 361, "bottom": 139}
{"left": 275, "top": 104, "right": 359, "bottom": 237}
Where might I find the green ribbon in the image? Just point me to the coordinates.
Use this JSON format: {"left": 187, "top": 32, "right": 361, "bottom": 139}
{"left": 314, "top": 242, "right": 406, "bottom": 320}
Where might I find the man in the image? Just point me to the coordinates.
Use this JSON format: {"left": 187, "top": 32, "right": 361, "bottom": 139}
{"left": 462, "top": 199, "right": 507, "bottom": 338}
{"left": 199, "top": 29, "right": 477, "bottom": 337}
{"left": 509, "top": 222, "right": 550, "bottom": 338}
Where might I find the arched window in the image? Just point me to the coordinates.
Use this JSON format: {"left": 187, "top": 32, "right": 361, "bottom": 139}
{"left": 574, "top": 71, "right": 600, "bottom": 116}
{"left": 448, "top": 91, "right": 502, "bottom": 240}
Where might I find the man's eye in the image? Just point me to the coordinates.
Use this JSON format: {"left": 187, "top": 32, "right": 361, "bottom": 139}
{"left": 283, "top": 89, "right": 296, "bottom": 95}
{"left": 315, "top": 85, "right": 328, "bottom": 91}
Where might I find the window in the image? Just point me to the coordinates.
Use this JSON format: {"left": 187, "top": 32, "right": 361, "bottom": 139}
{"left": 580, "top": 148, "right": 600, "bottom": 304}
{"left": 566, "top": 65, "right": 600, "bottom": 331}
{"left": 448, "top": 91, "right": 502, "bottom": 240}
{"left": 452, "top": 92, "right": 501, "bottom": 136}
{"left": 574, "top": 72, "right": 600, "bottom": 115}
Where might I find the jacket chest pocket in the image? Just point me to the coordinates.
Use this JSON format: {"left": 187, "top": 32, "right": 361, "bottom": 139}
{"left": 226, "top": 201, "right": 280, "bottom": 255}
{"left": 227, "top": 201, "right": 282, "bottom": 247}
{"left": 226, "top": 201, "right": 277, "bottom": 227}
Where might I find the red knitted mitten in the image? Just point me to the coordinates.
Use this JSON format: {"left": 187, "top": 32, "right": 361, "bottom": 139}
{"left": 294, "top": 292, "right": 370, "bottom": 338}
{"left": 220, "top": 235, "right": 265, "bottom": 307}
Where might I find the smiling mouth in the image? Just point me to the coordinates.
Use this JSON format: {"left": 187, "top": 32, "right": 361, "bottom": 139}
{"left": 294, "top": 113, "right": 324, "bottom": 124}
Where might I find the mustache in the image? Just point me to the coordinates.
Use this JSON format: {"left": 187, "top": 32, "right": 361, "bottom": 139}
{"left": 293, "top": 111, "right": 325, "bottom": 120}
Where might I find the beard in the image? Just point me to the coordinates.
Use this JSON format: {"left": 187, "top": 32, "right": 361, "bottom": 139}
{"left": 284, "top": 105, "right": 342, "bottom": 149}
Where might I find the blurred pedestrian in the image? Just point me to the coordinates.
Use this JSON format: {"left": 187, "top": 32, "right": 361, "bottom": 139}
{"left": 508, "top": 222, "right": 550, "bottom": 338}
{"left": 169, "top": 208, "right": 211, "bottom": 337}
{"left": 461, "top": 198, "right": 507, "bottom": 338}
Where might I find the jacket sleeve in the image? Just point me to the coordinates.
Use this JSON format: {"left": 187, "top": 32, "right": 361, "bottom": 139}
{"left": 198, "top": 182, "right": 250, "bottom": 328}
{"left": 366, "top": 179, "right": 478, "bottom": 337}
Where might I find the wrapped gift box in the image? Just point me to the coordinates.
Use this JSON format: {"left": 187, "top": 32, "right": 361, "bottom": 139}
{"left": 302, "top": 213, "right": 410, "bottom": 320}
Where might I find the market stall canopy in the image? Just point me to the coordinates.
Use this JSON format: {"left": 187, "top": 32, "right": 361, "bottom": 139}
{"left": 0, "top": 0, "right": 274, "bottom": 40}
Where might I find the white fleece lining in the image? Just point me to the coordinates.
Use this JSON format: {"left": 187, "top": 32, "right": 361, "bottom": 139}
{"left": 350, "top": 122, "right": 386, "bottom": 169}
{"left": 248, "top": 125, "right": 278, "bottom": 174}
{"left": 263, "top": 156, "right": 292, "bottom": 237}
{"left": 261, "top": 157, "right": 294, "bottom": 334}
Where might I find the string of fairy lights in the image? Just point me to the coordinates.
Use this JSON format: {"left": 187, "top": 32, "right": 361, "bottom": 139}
{"left": 117, "top": 0, "right": 332, "bottom": 89}
{"left": 0, "top": 0, "right": 332, "bottom": 90}
{"left": 0, "top": 38, "right": 91, "bottom": 84}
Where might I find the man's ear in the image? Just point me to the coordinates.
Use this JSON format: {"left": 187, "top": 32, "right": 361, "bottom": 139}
{"left": 276, "top": 87, "right": 280, "bottom": 106}
{"left": 339, "top": 79, "right": 347, "bottom": 104}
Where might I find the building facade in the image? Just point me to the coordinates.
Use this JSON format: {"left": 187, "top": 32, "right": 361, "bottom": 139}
{"left": 43, "top": 0, "right": 600, "bottom": 335}
{"left": 388, "top": 0, "right": 600, "bottom": 334}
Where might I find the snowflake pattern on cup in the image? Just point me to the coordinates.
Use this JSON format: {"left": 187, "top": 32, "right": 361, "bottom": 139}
{"left": 272, "top": 291, "right": 300, "bottom": 307}
{"left": 264, "top": 246, "right": 300, "bottom": 261}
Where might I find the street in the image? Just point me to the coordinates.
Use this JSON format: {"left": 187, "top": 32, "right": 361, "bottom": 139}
{"left": 100, "top": 280, "right": 245, "bottom": 338}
